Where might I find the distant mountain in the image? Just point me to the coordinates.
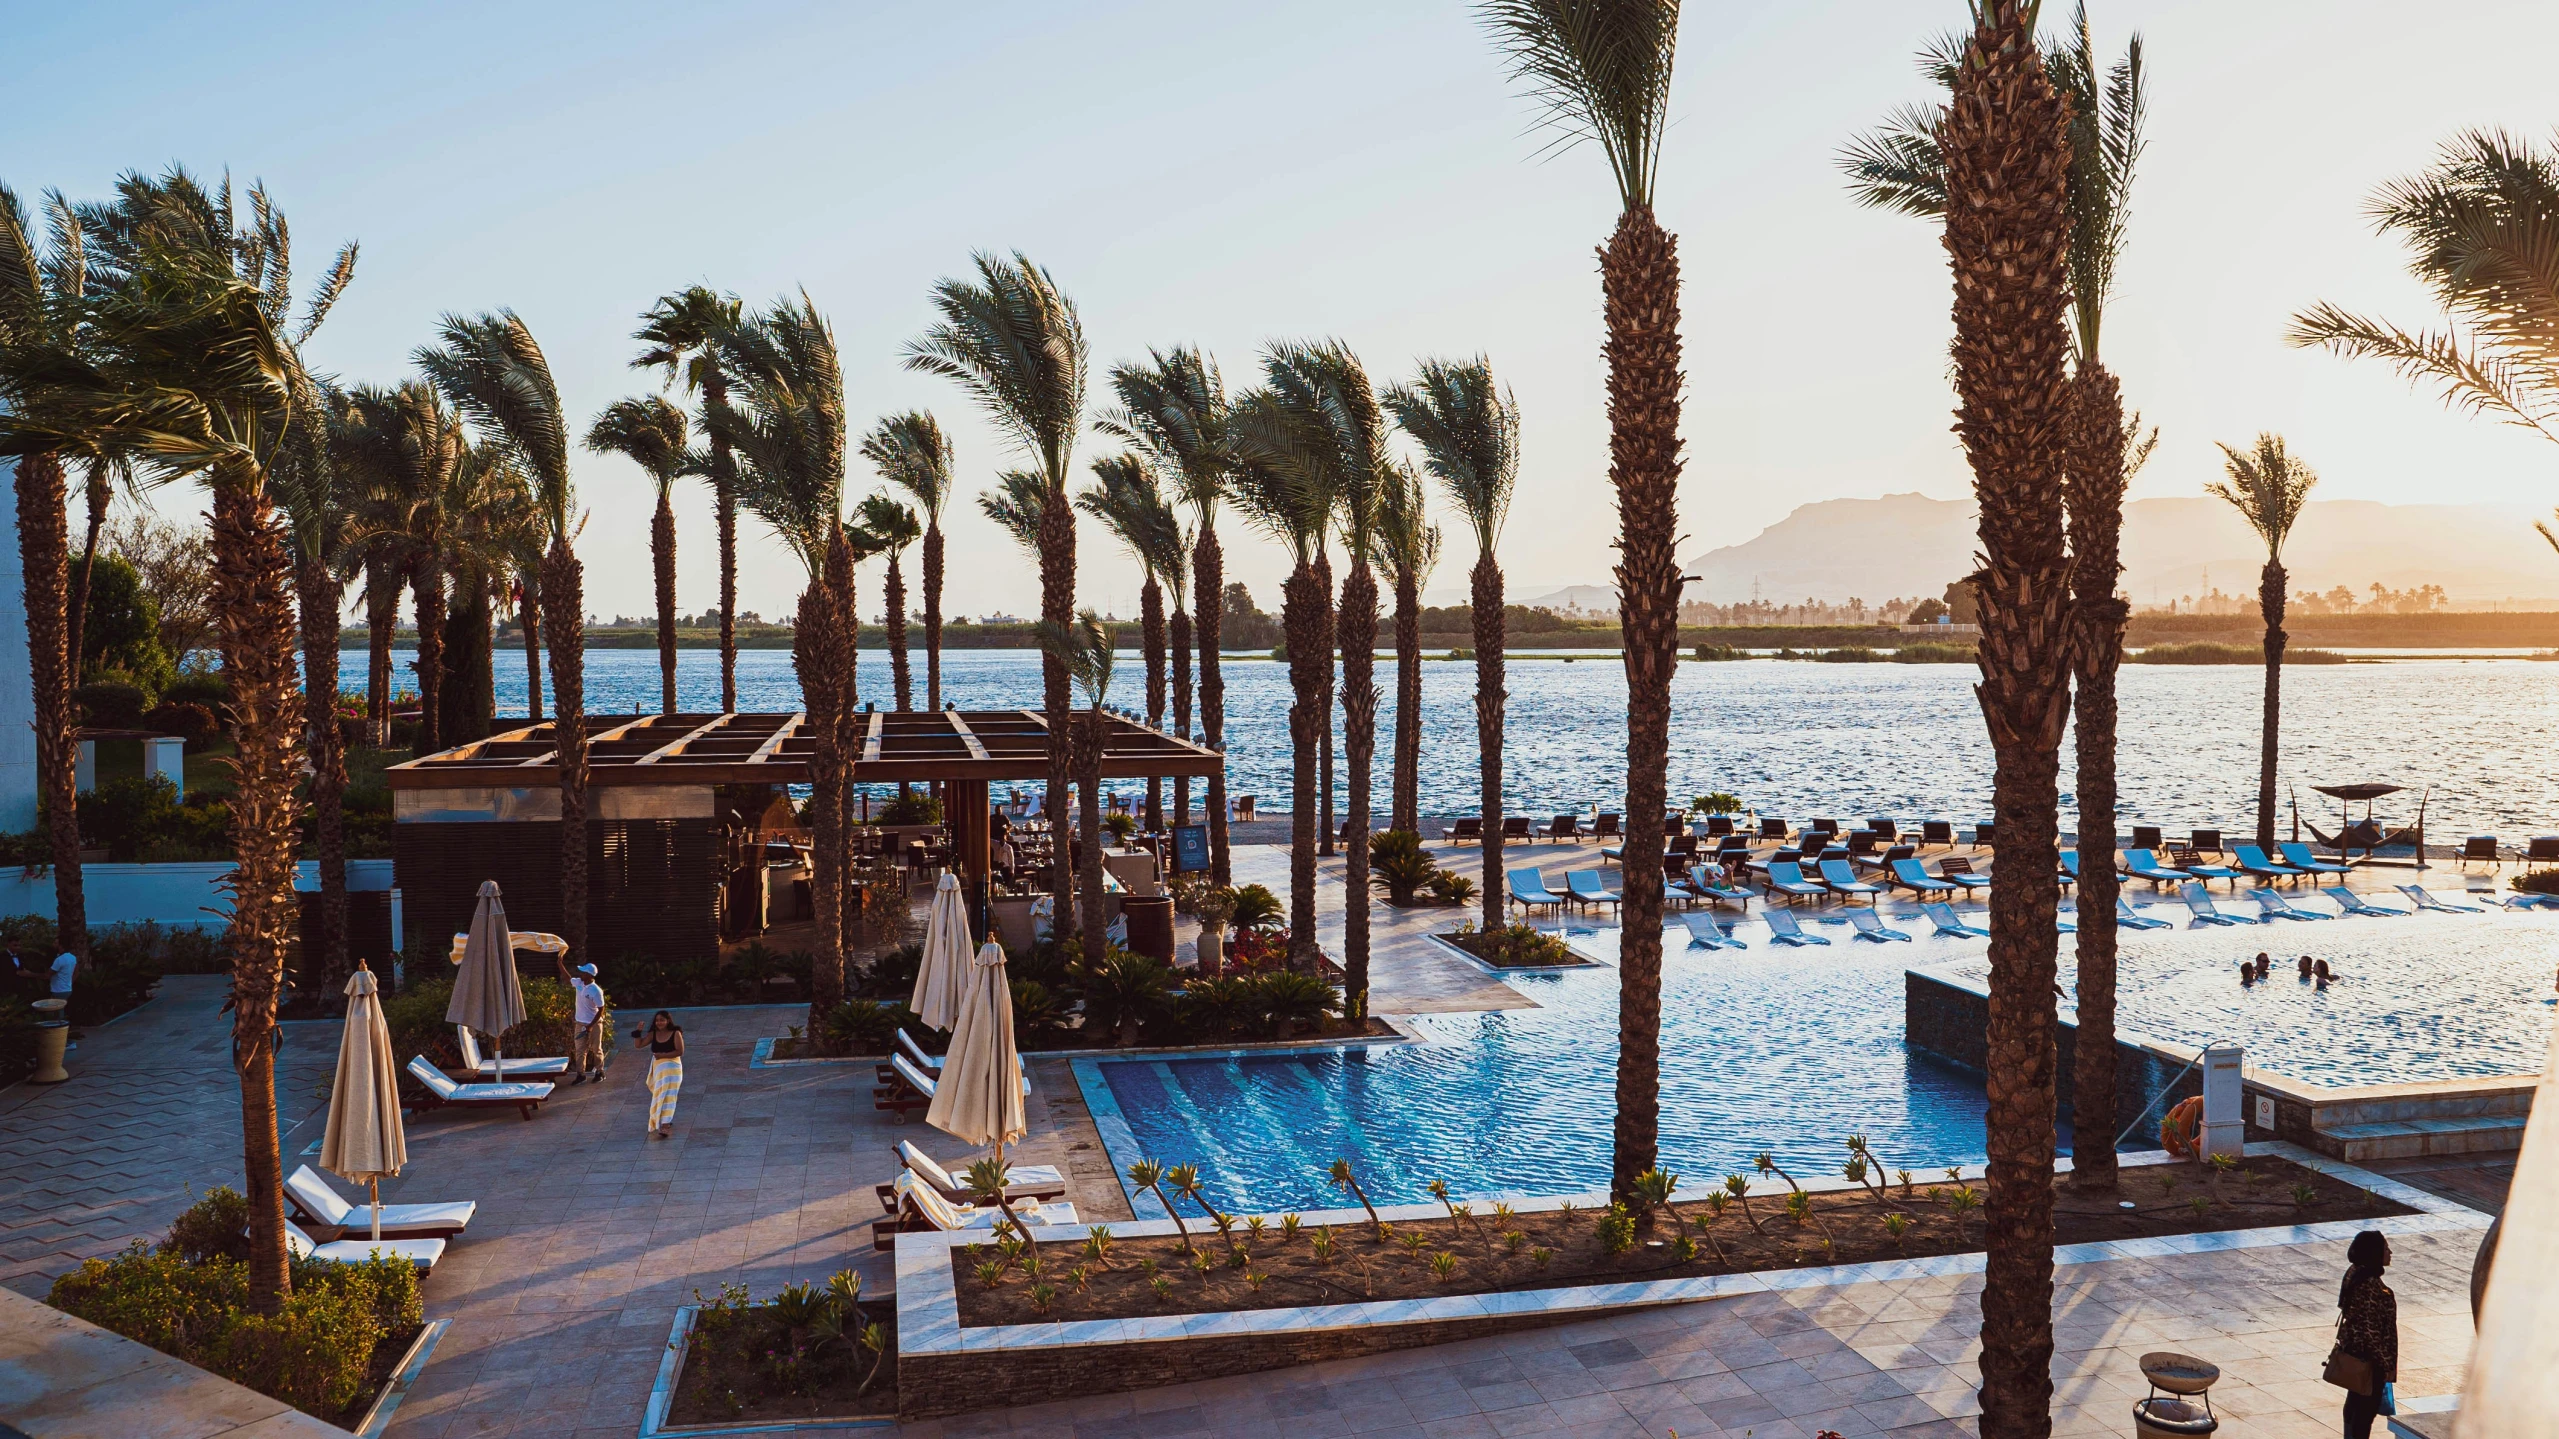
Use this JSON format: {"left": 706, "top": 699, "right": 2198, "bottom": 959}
{"left": 1519, "top": 584, "right": 1619, "bottom": 615}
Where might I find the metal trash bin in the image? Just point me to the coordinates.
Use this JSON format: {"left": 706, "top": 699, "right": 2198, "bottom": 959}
{"left": 1120, "top": 894, "right": 1175, "bottom": 965}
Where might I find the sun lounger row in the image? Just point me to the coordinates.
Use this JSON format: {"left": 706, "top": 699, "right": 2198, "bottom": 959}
{"left": 2179, "top": 880, "right": 2488, "bottom": 924}
{"left": 280, "top": 1165, "right": 476, "bottom": 1275}
{"left": 872, "top": 1171, "right": 1080, "bottom": 1250}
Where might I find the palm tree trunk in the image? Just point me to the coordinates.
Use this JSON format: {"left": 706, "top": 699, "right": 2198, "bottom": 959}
{"left": 2256, "top": 559, "right": 2286, "bottom": 851}
{"left": 541, "top": 540, "right": 588, "bottom": 961}
{"left": 410, "top": 554, "right": 445, "bottom": 758}
{"left": 1472, "top": 555, "right": 1505, "bottom": 933}
{"left": 1317, "top": 558, "right": 1335, "bottom": 860}
{"left": 15, "top": 452, "right": 84, "bottom": 961}
{"left": 886, "top": 552, "right": 911, "bottom": 711}
{"left": 1170, "top": 605, "right": 1192, "bottom": 828}
{"left": 1038, "top": 484, "right": 1076, "bottom": 933}
{"left": 209, "top": 477, "right": 304, "bottom": 1312}
{"left": 795, "top": 562, "right": 846, "bottom": 1021}
{"left": 1197, "top": 529, "right": 1229, "bottom": 884}
{"left": 1340, "top": 561, "right": 1379, "bottom": 1021}
{"left": 366, "top": 560, "right": 395, "bottom": 746}
{"left": 837, "top": 550, "right": 863, "bottom": 955}
{"left": 1140, "top": 576, "right": 1166, "bottom": 832}
{"left": 1944, "top": 6, "right": 2075, "bottom": 1431}
{"left": 64, "top": 462, "right": 110, "bottom": 693}
{"left": 296, "top": 557, "right": 350, "bottom": 994}
{"left": 2068, "top": 364, "right": 2129, "bottom": 1191}
{"left": 1077, "top": 710, "right": 1107, "bottom": 962}
{"left": 1392, "top": 564, "right": 1422, "bottom": 836}
{"left": 442, "top": 588, "right": 494, "bottom": 745}
{"left": 706, "top": 368, "right": 739, "bottom": 714}
{"left": 653, "top": 490, "right": 678, "bottom": 714}
{"left": 518, "top": 571, "right": 543, "bottom": 722}
{"left": 1602, "top": 202, "right": 1685, "bottom": 1203}
{"left": 1282, "top": 560, "right": 1323, "bottom": 970}
{"left": 922, "top": 521, "right": 944, "bottom": 711}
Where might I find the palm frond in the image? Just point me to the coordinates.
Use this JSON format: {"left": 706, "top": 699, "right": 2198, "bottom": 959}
{"left": 631, "top": 285, "right": 742, "bottom": 394}
{"left": 2288, "top": 302, "right": 2559, "bottom": 444}
{"left": 859, "top": 410, "right": 955, "bottom": 519}
{"left": 1077, "top": 451, "right": 1187, "bottom": 589}
{"left": 979, "top": 469, "right": 1048, "bottom": 558}
{"left": 703, "top": 292, "right": 845, "bottom": 574}
{"left": 415, "top": 311, "right": 574, "bottom": 539}
{"left": 296, "top": 240, "right": 358, "bottom": 345}
{"left": 1479, "top": 0, "right": 1682, "bottom": 210}
{"left": 1096, "top": 345, "right": 1230, "bottom": 523}
{"left": 854, "top": 492, "right": 921, "bottom": 553}
{"left": 2208, "top": 433, "right": 2318, "bottom": 557}
{"left": 1034, "top": 609, "right": 1116, "bottom": 710}
{"left": 904, "top": 251, "right": 1086, "bottom": 489}
{"left": 1382, "top": 356, "right": 1520, "bottom": 554}
{"left": 1376, "top": 459, "right": 1443, "bottom": 592}
{"left": 1837, "top": 106, "right": 1948, "bottom": 220}
{"left": 584, "top": 394, "right": 690, "bottom": 501}
{"left": 1225, "top": 375, "right": 1342, "bottom": 567}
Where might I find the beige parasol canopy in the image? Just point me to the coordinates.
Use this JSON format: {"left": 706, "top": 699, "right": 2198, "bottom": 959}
{"left": 320, "top": 962, "right": 406, "bottom": 1241}
{"left": 925, "top": 940, "right": 1026, "bottom": 1159}
{"left": 447, "top": 881, "right": 530, "bottom": 1080}
{"left": 911, "top": 873, "right": 973, "bottom": 1032}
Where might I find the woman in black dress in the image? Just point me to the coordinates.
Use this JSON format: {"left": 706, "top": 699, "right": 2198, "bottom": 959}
{"left": 2336, "top": 1230, "right": 2397, "bottom": 1437}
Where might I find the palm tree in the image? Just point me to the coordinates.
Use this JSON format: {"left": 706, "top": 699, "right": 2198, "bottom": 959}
{"left": 64, "top": 452, "right": 137, "bottom": 697}
{"left": 634, "top": 287, "right": 745, "bottom": 711}
{"left": 439, "top": 442, "right": 540, "bottom": 744}
{"left": 1840, "top": 1, "right": 2152, "bottom": 1193}
{"left": 2291, "top": 130, "right": 2559, "bottom": 456}
{"left": 1078, "top": 452, "right": 1186, "bottom": 830}
{"left": 1377, "top": 462, "right": 1440, "bottom": 837}
{"left": 417, "top": 313, "right": 586, "bottom": 958}
{"left": 1036, "top": 609, "right": 1116, "bottom": 962}
{"left": 272, "top": 382, "right": 355, "bottom": 992}
{"left": 855, "top": 493, "right": 921, "bottom": 710}
{"left": 1098, "top": 349, "right": 1232, "bottom": 879}
{"left": 1385, "top": 359, "right": 1518, "bottom": 934}
{"left": 337, "top": 384, "right": 466, "bottom": 750}
{"left": 907, "top": 252, "right": 1088, "bottom": 929}
{"left": 1940, "top": 5, "right": 2078, "bottom": 1432}
{"left": 862, "top": 412, "right": 956, "bottom": 709}
{"left": 1482, "top": 0, "right": 1685, "bottom": 1204}
{"left": 2210, "top": 435, "right": 2317, "bottom": 853}
{"left": 584, "top": 396, "right": 689, "bottom": 714}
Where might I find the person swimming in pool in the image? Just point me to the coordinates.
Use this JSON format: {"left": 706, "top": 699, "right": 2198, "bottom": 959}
{"left": 2315, "top": 958, "right": 2337, "bottom": 988}
{"left": 2239, "top": 960, "right": 2256, "bottom": 987}
{"left": 2256, "top": 953, "right": 2273, "bottom": 981}
{"left": 2299, "top": 954, "right": 2316, "bottom": 979}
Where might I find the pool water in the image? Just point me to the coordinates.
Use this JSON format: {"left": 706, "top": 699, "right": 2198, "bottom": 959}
{"left": 1079, "top": 904, "right": 2558, "bottom": 1214}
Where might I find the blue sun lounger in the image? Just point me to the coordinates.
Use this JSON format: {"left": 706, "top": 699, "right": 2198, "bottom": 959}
{"left": 2115, "top": 898, "right": 2171, "bottom": 930}
{"left": 1817, "top": 859, "right": 1885, "bottom": 905}
{"left": 2249, "top": 887, "right": 2330, "bottom": 922}
{"left": 1564, "top": 870, "right": 1621, "bottom": 913}
{"left": 2233, "top": 844, "right": 2309, "bottom": 883}
{"left": 1685, "top": 866, "right": 1754, "bottom": 909}
{"left": 2279, "top": 842, "right": 2353, "bottom": 877}
{"left": 1845, "top": 909, "right": 1911, "bottom": 942}
{"left": 1762, "top": 861, "right": 1829, "bottom": 903}
{"left": 2396, "top": 884, "right": 2482, "bottom": 914}
{"left": 1920, "top": 902, "right": 1989, "bottom": 937}
{"left": 2122, "top": 849, "right": 2190, "bottom": 888}
{"left": 1937, "top": 857, "right": 1991, "bottom": 893}
{"left": 1680, "top": 911, "right": 1745, "bottom": 949}
{"left": 1762, "top": 907, "right": 1831, "bottom": 946}
{"left": 1508, "top": 868, "right": 1567, "bottom": 917}
{"left": 2058, "top": 850, "right": 2080, "bottom": 890}
{"left": 1890, "top": 858, "right": 1958, "bottom": 895}
{"left": 2182, "top": 881, "right": 2255, "bottom": 925}
{"left": 2323, "top": 886, "right": 2404, "bottom": 917}
{"left": 2182, "top": 854, "right": 2246, "bottom": 888}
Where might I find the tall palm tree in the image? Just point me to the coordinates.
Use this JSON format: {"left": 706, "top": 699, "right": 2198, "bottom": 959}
{"left": 1483, "top": 0, "right": 1686, "bottom": 1203}
{"left": 2291, "top": 130, "right": 2559, "bottom": 455}
{"left": 862, "top": 411, "right": 955, "bottom": 709}
{"left": 1099, "top": 349, "right": 1232, "bottom": 880}
{"left": 273, "top": 382, "right": 354, "bottom": 992}
{"left": 1377, "top": 462, "right": 1440, "bottom": 837}
{"left": 1941, "top": 4, "right": 2078, "bottom": 1432}
{"left": 2210, "top": 435, "right": 2317, "bottom": 853}
{"left": 417, "top": 313, "right": 586, "bottom": 957}
{"left": 584, "top": 396, "right": 689, "bottom": 714}
{"left": 1385, "top": 359, "right": 1518, "bottom": 934}
{"left": 1036, "top": 609, "right": 1116, "bottom": 963}
{"left": 855, "top": 493, "right": 921, "bottom": 710}
{"left": 1078, "top": 451, "right": 1186, "bottom": 830}
{"left": 64, "top": 451, "right": 137, "bottom": 696}
{"left": 907, "top": 252, "right": 1087, "bottom": 928}
{"left": 1840, "top": 0, "right": 2151, "bottom": 1192}
{"left": 0, "top": 184, "right": 92, "bottom": 964}
{"left": 634, "top": 287, "right": 745, "bottom": 710}
{"left": 337, "top": 383, "right": 465, "bottom": 748}
{"left": 440, "top": 441, "right": 540, "bottom": 743}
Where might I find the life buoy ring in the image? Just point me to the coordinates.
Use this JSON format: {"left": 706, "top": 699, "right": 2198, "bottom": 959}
{"left": 2160, "top": 1095, "right": 2205, "bottom": 1157}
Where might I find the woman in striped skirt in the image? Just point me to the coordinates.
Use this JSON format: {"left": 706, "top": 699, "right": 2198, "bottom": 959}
{"left": 634, "top": 1011, "right": 685, "bottom": 1138}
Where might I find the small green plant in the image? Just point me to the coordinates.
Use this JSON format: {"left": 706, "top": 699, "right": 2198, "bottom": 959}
{"left": 1138, "top": 1256, "right": 1159, "bottom": 1276}
{"left": 1722, "top": 1175, "right": 1765, "bottom": 1232}
{"left": 1329, "top": 1159, "right": 1388, "bottom": 1239}
{"left": 1149, "top": 1274, "right": 1174, "bottom": 1299}
{"left": 1670, "top": 1235, "right": 1699, "bottom": 1263}
{"left": 1368, "top": 829, "right": 1441, "bottom": 906}
{"left": 1945, "top": 1167, "right": 1963, "bottom": 1182}
{"left": 1491, "top": 1201, "right": 1516, "bottom": 1226}
{"left": 1503, "top": 1230, "right": 1528, "bottom": 1255}
{"left": 1069, "top": 1263, "right": 1092, "bottom": 1292}
{"left": 1844, "top": 1137, "right": 1893, "bottom": 1207}
{"left": 1897, "top": 1168, "right": 1916, "bottom": 1197}
{"left": 2292, "top": 1183, "right": 2318, "bottom": 1207}
{"left": 1944, "top": 1185, "right": 1982, "bottom": 1243}
{"left": 1226, "top": 1245, "right": 1250, "bottom": 1271}
{"left": 1188, "top": 1250, "right": 1213, "bottom": 1276}
{"left": 1128, "top": 1160, "right": 1194, "bottom": 1251}
{"left": 1531, "top": 1246, "right": 1553, "bottom": 1267}
{"left": 1311, "top": 1227, "right": 1336, "bottom": 1263}
{"left": 975, "top": 1260, "right": 1006, "bottom": 1288}
{"left": 1280, "top": 1213, "right": 1301, "bottom": 1240}
{"left": 1430, "top": 1251, "right": 1459, "bottom": 1279}
{"left": 2158, "top": 1173, "right": 2180, "bottom": 1195}
{"left": 1399, "top": 1230, "right": 1428, "bottom": 1255}
{"left": 1883, "top": 1212, "right": 1911, "bottom": 1254}
{"left": 1244, "top": 1269, "right": 1268, "bottom": 1292}
{"left": 1083, "top": 1227, "right": 1114, "bottom": 1266}
{"left": 1244, "top": 1215, "right": 1266, "bottom": 1243}
{"left": 1028, "top": 1281, "right": 1058, "bottom": 1314}
{"left": 857, "top": 1321, "right": 891, "bottom": 1395}
{"left": 1596, "top": 1202, "right": 1637, "bottom": 1255}
{"left": 2188, "top": 1195, "right": 2213, "bottom": 1220}
{"left": 1784, "top": 1190, "right": 1814, "bottom": 1228}
{"left": 1629, "top": 1167, "right": 1683, "bottom": 1235}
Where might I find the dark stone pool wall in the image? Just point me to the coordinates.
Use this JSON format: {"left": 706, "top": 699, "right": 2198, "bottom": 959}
{"left": 1905, "top": 968, "right": 2201, "bottom": 1150}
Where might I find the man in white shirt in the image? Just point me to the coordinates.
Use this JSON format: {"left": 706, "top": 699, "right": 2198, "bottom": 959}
{"left": 568, "top": 963, "right": 607, "bottom": 1083}
{"left": 49, "top": 949, "right": 76, "bottom": 996}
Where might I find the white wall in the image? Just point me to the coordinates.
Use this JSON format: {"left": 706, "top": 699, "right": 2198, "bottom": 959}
{"left": 0, "top": 455, "right": 37, "bottom": 832}
{"left": 0, "top": 859, "right": 396, "bottom": 930}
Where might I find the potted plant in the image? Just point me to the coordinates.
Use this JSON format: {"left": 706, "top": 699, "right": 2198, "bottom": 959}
{"left": 1192, "top": 886, "right": 1237, "bottom": 978}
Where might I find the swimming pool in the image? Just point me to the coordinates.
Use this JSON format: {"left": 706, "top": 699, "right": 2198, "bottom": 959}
{"left": 1076, "top": 903, "right": 2558, "bottom": 1214}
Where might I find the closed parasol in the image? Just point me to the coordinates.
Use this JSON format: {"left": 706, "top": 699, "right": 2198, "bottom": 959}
{"left": 448, "top": 881, "right": 530, "bottom": 1080}
{"left": 321, "top": 962, "right": 406, "bottom": 1241}
{"left": 911, "top": 873, "right": 973, "bottom": 1032}
{"left": 925, "top": 941, "right": 1026, "bottom": 1162}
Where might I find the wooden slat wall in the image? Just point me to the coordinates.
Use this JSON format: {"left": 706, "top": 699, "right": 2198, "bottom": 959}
{"left": 394, "top": 819, "right": 721, "bottom": 965}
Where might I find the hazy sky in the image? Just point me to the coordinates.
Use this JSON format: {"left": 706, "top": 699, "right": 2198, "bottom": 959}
{"left": 14, "top": 1, "right": 2559, "bottom": 621}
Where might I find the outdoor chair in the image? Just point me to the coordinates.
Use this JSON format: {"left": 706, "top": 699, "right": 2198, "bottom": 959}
{"left": 1866, "top": 819, "right": 1898, "bottom": 842}
{"left": 2190, "top": 828, "right": 2224, "bottom": 855}
{"left": 2323, "top": 886, "right": 2406, "bottom": 917}
{"left": 1920, "top": 902, "right": 1988, "bottom": 938}
{"left": 2174, "top": 848, "right": 2246, "bottom": 888}
{"left": 2397, "top": 884, "right": 2483, "bottom": 913}
{"left": 1668, "top": 834, "right": 1701, "bottom": 861}
{"left": 449, "top": 1027, "right": 569, "bottom": 1079}
{"left": 1441, "top": 816, "right": 1482, "bottom": 843}
{"left": 1890, "top": 858, "right": 1957, "bottom": 895}
{"left": 874, "top": 1053, "right": 935, "bottom": 1122}
{"left": 1680, "top": 911, "right": 1744, "bottom": 949}
{"left": 286, "top": 1166, "right": 475, "bottom": 1240}
{"left": 1845, "top": 830, "right": 1881, "bottom": 857}
{"left": 1687, "top": 865, "right": 1753, "bottom": 909}
{"left": 403, "top": 1056, "right": 550, "bottom": 1120}
{"left": 1715, "top": 834, "right": 1752, "bottom": 859}
{"left": 1501, "top": 816, "right": 1534, "bottom": 841}
{"left": 1507, "top": 868, "right": 1568, "bottom": 916}
{"left": 2122, "top": 849, "right": 2191, "bottom": 888}
{"left": 2460, "top": 835, "right": 2500, "bottom": 868}
{"left": 1592, "top": 813, "right": 1622, "bottom": 842}
{"left": 1759, "top": 818, "right": 1789, "bottom": 840}
{"left": 872, "top": 1172, "right": 1080, "bottom": 1250}
{"left": 2114, "top": 898, "right": 2171, "bottom": 930}
{"left": 1702, "top": 815, "right": 1734, "bottom": 837}
{"left": 1664, "top": 813, "right": 1687, "bottom": 838}
{"left": 878, "top": 1141, "right": 1067, "bottom": 1212}
{"left": 1845, "top": 909, "right": 1911, "bottom": 942}
{"left": 1973, "top": 820, "right": 1995, "bottom": 847}
{"left": 285, "top": 1220, "right": 444, "bottom": 1275}
{"left": 1920, "top": 820, "right": 1955, "bottom": 848}
{"left": 2278, "top": 842, "right": 2353, "bottom": 876}
{"left": 1937, "top": 856, "right": 1991, "bottom": 892}
{"left": 2248, "top": 887, "right": 2330, "bottom": 922}
{"left": 2130, "top": 825, "right": 2165, "bottom": 850}
{"left": 1543, "top": 815, "right": 1583, "bottom": 843}
{"left": 1807, "top": 818, "right": 1841, "bottom": 838}
{"left": 1762, "top": 861, "right": 1829, "bottom": 903}
{"left": 1877, "top": 842, "right": 1918, "bottom": 870}
{"left": 2232, "top": 844, "right": 2308, "bottom": 883}
{"left": 2179, "top": 882, "right": 2256, "bottom": 926}
{"left": 1817, "top": 858, "right": 1884, "bottom": 904}
{"left": 1564, "top": 870, "right": 1621, "bottom": 912}
{"left": 1234, "top": 795, "right": 1258, "bottom": 822}
{"left": 2530, "top": 836, "right": 2559, "bottom": 863}
{"left": 1762, "top": 908, "right": 1831, "bottom": 946}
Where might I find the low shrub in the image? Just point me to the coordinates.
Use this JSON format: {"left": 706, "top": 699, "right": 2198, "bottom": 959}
{"left": 1815, "top": 646, "right": 1882, "bottom": 663}
{"left": 2133, "top": 642, "right": 2349, "bottom": 665}
{"left": 1445, "top": 921, "right": 1576, "bottom": 967}
{"left": 1690, "top": 793, "right": 1743, "bottom": 815}
{"left": 1691, "top": 644, "right": 1745, "bottom": 661}
{"left": 1367, "top": 830, "right": 1438, "bottom": 906}
{"left": 160, "top": 669, "right": 233, "bottom": 716}
{"left": 2512, "top": 868, "right": 2559, "bottom": 896}
{"left": 163, "top": 1185, "right": 252, "bottom": 1264}
{"left": 382, "top": 973, "right": 585, "bottom": 1081}
{"left": 1229, "top": 883, "right": 1282, "bottom": 933}
{"left": 142, "top": 702, "right": 221, "bottom": 747}
{"left": 1890, "top": 643, "right": 1973, "bottom": 663}
{"left": 75, "top": 679, "right": 152, "bottom": 729}
{"left": 876, "top": 792, "right": 942, "bottom": 826}
{"left": 816, "top": 999, "right": 919, "bottom": 1056}
{"left": 1073, "top": 948, "right": 1179, "bottom": 1046}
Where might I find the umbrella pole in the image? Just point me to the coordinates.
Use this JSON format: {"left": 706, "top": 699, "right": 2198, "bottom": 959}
{"left": 370, "top": 1178, "right": 381, "bottom": 1242}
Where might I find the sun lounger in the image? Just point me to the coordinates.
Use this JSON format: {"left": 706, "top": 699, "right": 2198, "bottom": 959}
{"left": 2121, "top": 848, "right": 2190, "bottom": 888}
{"left": 2178, "top": 852, "right": 2245, "bottom": 888}
{"left": 1564, "top": 870, "right": 1621, "bottom": 912}
{"left": 897, "top": 1028, "right": 945, "bottom": 1072}
{"left": 449, "top": 1026, "right": 570, "bottom": 1079}
{"left": 1762, "top": 861, "right": 1829, "bottom": 903}
{"left": 873, "top": 1172, "right": 1081, "bottom": 1250}
{"left": 2190, "top": 828, "right": 2224, "bottom": 855}
{"left": 2130, "top": 825, "right": 2165, "bottom": 850}
{"left": 403, "top": 1056, "right": 551, "bottom": 1119}
{"left": 1844, "top": 909, "right": 1911, "bottom": 942}
{"left": 2278, "top": 842, "right": 2353, "bottom": 876}
{"left": 2249, "top": 887, "right": 2330, "bottom": 922}
{"left": 1680, "top": 911, "right": 1745, "bottom": 949}
{"left": 286, "top": 1220, "right": 444, "bottom": 1274}
{"left": 1817, "top": 859, "right": 1884, "bottom": 904}
{"left": 1920, "top": 902, "right": 1988, "bottom": 938}
{"left": 285, "top": 1166, "right": 475, "bottom": 1240}
{"left": 1440, "top": 816, "right": 1482, "bottom": 843}
{"left": 1700, "top": 815, "right": 1733, "bottom": 837}
{"left": 1866, "top": 819, "right": 1898, "bottom": 842}
{"left": 1685, "top": 865, "right": 1753, "bottom": 909}
{"left": 1920, "top": 820, "right": 1955, "bottom": 847}
{"left": 2324, "top": 886, "right": 2405, "bottom": 917}
{"left": 1500, "top": 816, "right": 1533, "bottom": 841}
{"left": 1543, "top": 814, "right": 1583, "bottom": 843}
{"left": 2233, "top": 844, "right": 2308, "bottom": 883}
{"left": 2057, "top": 850, "right": 2080, "bottom": 889}
{"left": 2459, "top": 835, "right": 2500, "bottom": 868}
{"left": 875, "top": 1052, "right": 937, "bottom": 1122}
{"left": 2398, "top": 884, "right": 2483, "bottom": 913}
{"left": 1761, "top": 907, "right": 1830, "bottom": 946}
{"left": 1973, "top": 820, "right": 1995, "bottom": 847}
{"left": 877, "top": 1140, "right": 1068, "bottom": 1213}
{"left": 1592, "top": 813, "right": 1622, "bottom": 842}
{"left": 1759, "top": 818, "right": 1789, "bottom": 840}
{"left": 1937, "top": 856, "right": 1991, "bottom": 893}
{"left": 2180, "top": 882, "right": 2255, "bottom": 926}
{"left": 1508, "top": 868, "right": 1568, "bottom": 916}
{"left": 2528, "top": 835, "right": 2559, "bottom": 863}
{"left": 2114, "top": 898, "right": 2171, "bottom": 930}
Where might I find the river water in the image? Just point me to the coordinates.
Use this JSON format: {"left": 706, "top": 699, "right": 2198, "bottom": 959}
{"left": 344, "top": 647, "right": 2559, "bottom": 838}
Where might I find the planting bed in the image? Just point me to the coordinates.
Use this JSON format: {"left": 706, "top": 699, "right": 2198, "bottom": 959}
{"left": 666, "top": 1303, "right": 898, "bottom": 1428}
{"left": 1434, "top": 925, "right": 1594, "bottom": 969}
{"left": 953, "top": 1154, "right": 2408, "bottom": 1326}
